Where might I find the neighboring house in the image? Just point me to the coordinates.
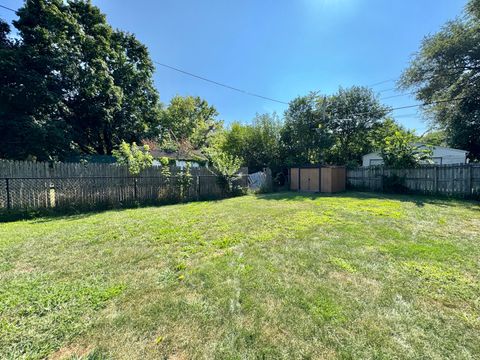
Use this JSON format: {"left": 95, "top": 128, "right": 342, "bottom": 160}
{"left": 362, "top": 145, "right": 469, "bottom": 167}
{"left": 150, "top": 149, "right": 208, "bottom": 169}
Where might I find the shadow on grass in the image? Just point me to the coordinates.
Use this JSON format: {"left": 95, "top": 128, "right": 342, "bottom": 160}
{"left": 2, "top": 191, "right": 478, "bottom": 224}
{"left": 1, "top": 204, "right": 136, "bottom": 224}
{"left": 256, "top": 190, "right": 480, "bottom": 210}
{"left": 0, "top": 196, "right": 231, "bottom": 224}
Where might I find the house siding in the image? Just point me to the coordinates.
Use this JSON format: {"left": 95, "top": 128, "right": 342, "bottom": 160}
{"left": 362, "top": 146, "right": 468, "bottom": 167}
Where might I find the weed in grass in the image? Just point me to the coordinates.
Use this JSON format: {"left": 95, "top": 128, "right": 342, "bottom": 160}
{"left": 402, "top": 261, "right": 478, "bottom": 301}
{"left": 329, "top": 257, "right": 357, "bottom": 273}
{"left": 309, "top": 293, "right": 346, "bottom": 323}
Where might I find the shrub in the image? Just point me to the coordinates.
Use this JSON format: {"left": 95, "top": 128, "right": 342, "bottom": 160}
{"left": 178, "top": 163, "right": 193, "bottom": 200}
{"left": 159, "top": 157, "right": 172, "bottom": 184}
{"left": 112, "top": 141, "right": 153, "bottom": 175}
{"left": 379, "top": 131, "right": 433, "bottom": 168}
{"left": 206, "top": 149, "right": 244, "bottom": 195}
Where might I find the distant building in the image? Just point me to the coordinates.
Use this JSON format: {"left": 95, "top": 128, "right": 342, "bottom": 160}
{"left": 362, "top": 145, "right": 469, "bottom": 167}
{"left": 150, "top": 149, "right": 208, "bottom": 169}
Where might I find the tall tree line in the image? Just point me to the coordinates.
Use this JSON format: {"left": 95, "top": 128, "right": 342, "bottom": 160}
{"left": 218, "top": 87, "right": 393, "bottom": 172}
{"left": 0, "top": 0, "right": 161, "bottom": 160}
{"left": 400, "top": 0, "right": 480, "bottom": 161}
{"left": 1, "top": 0, "right": 478, "bottom": 166}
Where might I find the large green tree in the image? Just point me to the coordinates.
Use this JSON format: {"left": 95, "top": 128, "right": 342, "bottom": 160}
{"left": 400, "top": 0, "right": 480, "bottom": 160}
{"left": 0, "top": 16, "right": 70, "bottom": 160}
{"left": 220, "top": 113, "right": 282, "bottom": 172}
{"left": 324, "top": 86, "right": 390, "bottom": 165}
{"left": 280, "top": 93, "right": 334, "bottom": 166}
{"left": 159, "top": 95, "right": 221, "bottom": 151}
{"left": 417, "top": 130, "right": 447, "bottom": 147}
{"left": 0, "top": 0, "right": 161, "bottom": 160}
{"left": 280, "top": 88, "right": 389, "bottom": 166}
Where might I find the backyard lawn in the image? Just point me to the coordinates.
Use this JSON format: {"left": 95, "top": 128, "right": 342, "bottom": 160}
{"left": 0, "top": 192, "right": 479, "bottom": 359}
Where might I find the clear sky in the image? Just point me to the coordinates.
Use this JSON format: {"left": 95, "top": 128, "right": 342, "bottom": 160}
{"left": 0, "top": 0, "right": 468, "bottom": 133}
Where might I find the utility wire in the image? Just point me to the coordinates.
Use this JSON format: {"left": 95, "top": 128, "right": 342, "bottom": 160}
{"left": 390, "top": 97, "right": 466, "bottom": 112}
{"left": 1, "top": 1, "right": 410, "bottom": 105}
{"left": 377, "top": 87, "right": 400, "bottom": 93}
{"left": 0, "top": 2, "right": 290, "bottom": 105}
{"left": 0, "top": 2, "right": 470, "bottom": 112}
{"left": 380, "top": 91, "right": 417, "bottom": 100}
{"left": 335, "top": 96, "right": 468, "bottom": 120}
{"left": 154, "top": 61, "right": 289, "bottom": 105}
{"left": 392, "top": 113, "right": 421, "bottom": 118}
{"left": 367, "top": 79, "right": 396, "bottom": 87}
{"left": 0, "top": 4, "right": 15, "bottom": 12}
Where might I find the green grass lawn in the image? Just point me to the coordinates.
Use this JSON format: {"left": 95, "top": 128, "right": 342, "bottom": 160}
{"left": 1, "top": 192, "right": 479, "bottom": 359}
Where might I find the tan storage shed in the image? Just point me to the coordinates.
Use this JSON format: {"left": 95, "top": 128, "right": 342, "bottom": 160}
{"left": 289, "top": 166, "right": 346, "bottom": 193}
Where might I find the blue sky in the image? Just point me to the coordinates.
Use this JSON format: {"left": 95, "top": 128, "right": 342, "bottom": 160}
{"left": 0, "top": 0, "right": 468, "bottom": 133}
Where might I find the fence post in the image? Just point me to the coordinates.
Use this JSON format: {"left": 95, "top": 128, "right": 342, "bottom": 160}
{"left": 466, "top": 164, "right": 472, "bottom": 198}
{"left": 134, "top": 177, "right": 138, "bottom": 200}
{"left": 434, "top": 165, "right": 438, "bottom": 194}
{"left": 45, "top": 180, "right": 51, "bottom": 208}
{"left": 298, "top": 168, "right": 302, "bottom": 191}
{"left": 381, "top": 166, "right": 385, "bottom": 191}
{"left": 196, "top": 175, "right": 200, "bottom": 201}
{"left": 5, "top": 178, "right": 11, "bottom": 210}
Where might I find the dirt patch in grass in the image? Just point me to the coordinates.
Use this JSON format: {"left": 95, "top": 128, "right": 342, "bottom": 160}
{"left": 49, "top": 344, "right": 94, "bottom": 360}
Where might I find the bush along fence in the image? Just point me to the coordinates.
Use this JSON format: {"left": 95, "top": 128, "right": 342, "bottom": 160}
{"left": 347, "top": 164, "right": 480, "bottom": 199}
{"left": 0, "top": 160, "right": 248, "bottom": 211}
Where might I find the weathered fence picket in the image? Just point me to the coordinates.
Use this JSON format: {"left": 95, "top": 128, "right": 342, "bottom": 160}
{"left": 0, "top": 160, "right": 248, "bottom": 211}
{"left": 347, "top": 164, "right": 480, "bottom": 199}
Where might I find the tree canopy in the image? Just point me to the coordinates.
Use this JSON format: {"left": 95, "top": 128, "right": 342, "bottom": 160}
{"left": 112, "top": 141, "right": 153, "bottom": 175}
{"left": 280, "top": 88, "right": 389, "bottom": 166}
{"left": 0, "top": 0, "right": 161, "bottom": 160}
{"left": 219, "top": 113, "right": 282, "bottom": 172}
{"left": 280, "top": 93, "right": 334, "bottom": 166}
{"left": 400, "top": 0, "right": 480, "bottom": 160}
{"left": 159, "top": 95, "right": 221, "bottom": 151}
{"left": 3, "top": 0, "right": 476, "bottom": 171}
{"left": 323, "top": 86, "right": 390, "bottom": 165}
{"left": 379, "top": 131, "right": 433, "bottom": 169}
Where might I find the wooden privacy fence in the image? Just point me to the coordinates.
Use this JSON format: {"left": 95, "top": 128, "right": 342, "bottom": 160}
{"left": 0, "top": 160, "right": 248, "bottom": 210}
{"left": 347, "top": 164, "right": 480, "bottom": 199}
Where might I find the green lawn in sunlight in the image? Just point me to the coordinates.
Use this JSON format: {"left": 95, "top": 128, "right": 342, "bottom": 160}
{"left": 1, "top": 192, "right": 479, "bottom": 359}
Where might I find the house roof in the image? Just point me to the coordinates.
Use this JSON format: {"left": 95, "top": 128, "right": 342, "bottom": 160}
{"left": 363, "top": 144, "right": 468, "bottom": 158}
{"left": 416, "top": 144, "right": 468, "bottom": 154}
{"left": 150, "top": 149, "right": 208, "bottom": 161}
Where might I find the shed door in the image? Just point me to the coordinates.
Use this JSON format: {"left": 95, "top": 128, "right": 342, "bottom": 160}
{"left": 300, "top": 168, "right": 320, "bottom": 192}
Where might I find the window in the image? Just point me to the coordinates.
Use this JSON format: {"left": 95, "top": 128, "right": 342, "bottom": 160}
{"left": 369, "top": 159, "right": 384, "bottom": 166}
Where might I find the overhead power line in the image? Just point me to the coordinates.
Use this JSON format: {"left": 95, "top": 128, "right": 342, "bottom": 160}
{"left": 0, "top": 4, "right": 15, "bottom": 12}
{"left": 0, "top": 2, "right": 470, "bottom": 112}
{"left": 380, "top": 91, "right": 417, "bottom": 100}
{"left": 153, "top": 62, "right": 289, "bottom": 105}
{"left": 377, "top": 87, "right": 400, "bottom": 94}
{"left": 335, "top": 96, "right": 468, "bottom": 121}
{"left": 390, "top": 97, "right": 466, "bottom": 112}
{"left": 0, "top": 3, "right": 290, "bottom": 105}
{"left": 367, "top": 79, "right": 396, "bottom": 87}
{"left": 392, "top": 113, "right": 421, "bottom": 119}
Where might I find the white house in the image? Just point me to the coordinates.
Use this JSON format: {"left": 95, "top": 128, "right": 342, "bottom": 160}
{"left": 362, "top": 145, "right": 469, "bottom": 167}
